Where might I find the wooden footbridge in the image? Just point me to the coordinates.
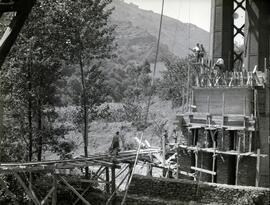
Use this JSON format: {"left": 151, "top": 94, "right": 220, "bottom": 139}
{"left": 0, "top": 145, "right": 161, "bottom": 205}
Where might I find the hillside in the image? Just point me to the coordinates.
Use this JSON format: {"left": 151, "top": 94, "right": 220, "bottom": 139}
{"left": 110, "top": 0, "right": 210, "bottom": 58}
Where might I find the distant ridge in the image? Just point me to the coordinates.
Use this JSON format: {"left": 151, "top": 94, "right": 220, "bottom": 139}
{"left": 110, "top": 0, "right": 210, "bottom": 58}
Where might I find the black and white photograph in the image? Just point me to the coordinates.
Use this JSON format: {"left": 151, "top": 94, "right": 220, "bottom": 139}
{"left": 0, "top": 0, "right": 269, "bottom": 204}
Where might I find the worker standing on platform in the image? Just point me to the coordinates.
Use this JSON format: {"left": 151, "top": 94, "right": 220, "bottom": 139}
{"left": 213, "top": 58, "right": 225, "bottom": 86}
{"left": 199, "top": 44, "right": 206, "bottom": 64}
{"left": 109, "top": 131, "right": 120, "bottom": 156}
{"left": 214, "top": 58, "right": 225, "bottom": 73}
{"left": 192, "top": 43, "right": 201, "bottom": 62}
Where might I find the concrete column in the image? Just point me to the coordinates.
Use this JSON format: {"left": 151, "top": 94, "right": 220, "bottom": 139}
{"left": 210, "top": 0, "right": 234, "bottom": 70}
{"left": 244, "top": 0, "right": 270, "bottom": 71}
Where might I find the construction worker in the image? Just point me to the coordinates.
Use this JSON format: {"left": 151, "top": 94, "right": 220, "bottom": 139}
{"left": 192, "top": 43, "right": 201, "bottom": 62}
{"left": 120, "top": 126, "right": 127, "bottom": 150}
{"left": 199, "top": 44, "right": 206, "bottom": 64}
{"left": 214, "top": 58, "right": 225, "bottom": 73}
{"left": 109, "top": 131, "right": 120, "bottom": 156}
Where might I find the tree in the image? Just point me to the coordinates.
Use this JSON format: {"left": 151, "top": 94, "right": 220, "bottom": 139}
{"left": 0, "top": 0, "right": 67, "bottom": 162}
{"left": 54, "top": 0, "right": 116, "bottom": 176}
{"left": 158, "top": 57, "right": 190, "bottom": 108}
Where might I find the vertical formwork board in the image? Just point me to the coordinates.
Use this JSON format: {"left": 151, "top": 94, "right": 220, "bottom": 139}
{"left": 193, "top": 87, "right": 254, "bottom": 115}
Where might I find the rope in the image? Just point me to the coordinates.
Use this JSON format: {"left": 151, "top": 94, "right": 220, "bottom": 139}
{"left": 144, "top": 0, "right": 165, "bottom": 124}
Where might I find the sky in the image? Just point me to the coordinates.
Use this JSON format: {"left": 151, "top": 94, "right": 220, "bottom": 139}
{"left": 123, "top": 0, "right": 245, "bottom": 44}
{"left": 123, "top": 0, "right": 212, "bottom": 32}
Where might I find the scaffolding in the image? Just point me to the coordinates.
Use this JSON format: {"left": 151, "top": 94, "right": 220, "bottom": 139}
{"left": 0, "top": 148, "right": 159, "bottom": 205}
{"left": 172, "top": 58, "right": 269, "bottom": 187}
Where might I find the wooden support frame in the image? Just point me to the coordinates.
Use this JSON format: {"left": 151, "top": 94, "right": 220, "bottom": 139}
{"left": 106, "top": 168, "right": 131, "bottom": 205}
{"left": 13, "top": 172, "right": 40, "bottom": 205}
{"left": 73, "top": 184, "right": 92, "bottom": 205}
{"left": 105, "top": 167, "right": 110, "bottom": 194}
{"left": 58, "top": 176, "right": 91, "bottom": 205}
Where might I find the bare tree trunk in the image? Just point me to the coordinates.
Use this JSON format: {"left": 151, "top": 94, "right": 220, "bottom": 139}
{"left": 37, "top": 99, "right": 42, "bottom": 161}
{"left": 27, "top": 60, "right": 33, "bottom": 162}
{"left": 0, "top": 96, "right": 3, "bottom": 160}
{"left": 79, "top": 55, "right": 89, "bottom": 177}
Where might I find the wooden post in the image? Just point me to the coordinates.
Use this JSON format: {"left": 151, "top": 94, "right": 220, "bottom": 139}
{"left": 207, "top": 96, "right": 210, "bottom": 113}
{"left": 182, "top": 86, "right": 185, "bottom": 113}
{"left": 192, "top": 130, "right": 196, "bottom": 146}
{"left": 191, "top": 89, "right": 194, "bottom": 112}
{"left": 105, "top": 167, "right": 110, "bottom": 194}
{"left": 211, "top": 132, "right": 217, "bottom": 183}
{"left": 105, "top": 170, "right": 131, "bottom": 205}
{"left": 194, "top": 145, "right": 198, "bottom": 181}
{"left": 235, "top": 135, "right": 241, "bottom": 185}
{"left": 52, "top": 173, "right": 57, "bottom": 205}
{"left": 221, "top": 128, "right": 224, "bottom": 150}
{"left": 254, "top": 89, "right": 257, "bottom": 118}
{"left": 162, "top": 134, "right": 166, "bottom": 174}
{"left": 249, "top": 132, "right": 252, "bottom": 152}
{"left": 111, "top": 166, "right": 116, "bottom": 195}
{"left": 255, "top": 148, "right": 261, "bottom": 187}
{"left": 187, "top": 63, "right": 190, "bottom": 110}
{"left": 243, "top": 96, "right": 246, "bottom": 116}
{"left": 146, "top": 154, "right": 153, "bottom": 176}
{"left": 243, "top": 131, "right": 246, "bottom": 152}
{"left": 176, "top": 145, "right": 180, "bottom": 179}
{"left": 211, "top": 153, "right": 216, "bottom": 183}
{"left": 222, "top": 92, "right": 225, "bottom": 118}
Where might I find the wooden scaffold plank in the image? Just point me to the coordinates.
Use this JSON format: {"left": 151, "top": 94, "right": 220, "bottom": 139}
{"left": 190, "top": 167, "right": 216, "bottom": 175}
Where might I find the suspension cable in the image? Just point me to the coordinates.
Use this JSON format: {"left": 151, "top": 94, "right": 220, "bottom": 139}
{"left": 144, "top": 0, "right": 165, "bottom": 124}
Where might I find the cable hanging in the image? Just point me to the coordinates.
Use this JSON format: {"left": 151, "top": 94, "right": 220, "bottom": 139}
{"left": 144, "top": 0, "right": 165, "bottom": 124}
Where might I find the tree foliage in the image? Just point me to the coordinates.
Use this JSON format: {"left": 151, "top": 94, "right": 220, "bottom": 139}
{"left": 0, "top": 0, "right": 69, "bottom": 162}
{"left": 157, "top": 57, "right": 193, "bottom": 108}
